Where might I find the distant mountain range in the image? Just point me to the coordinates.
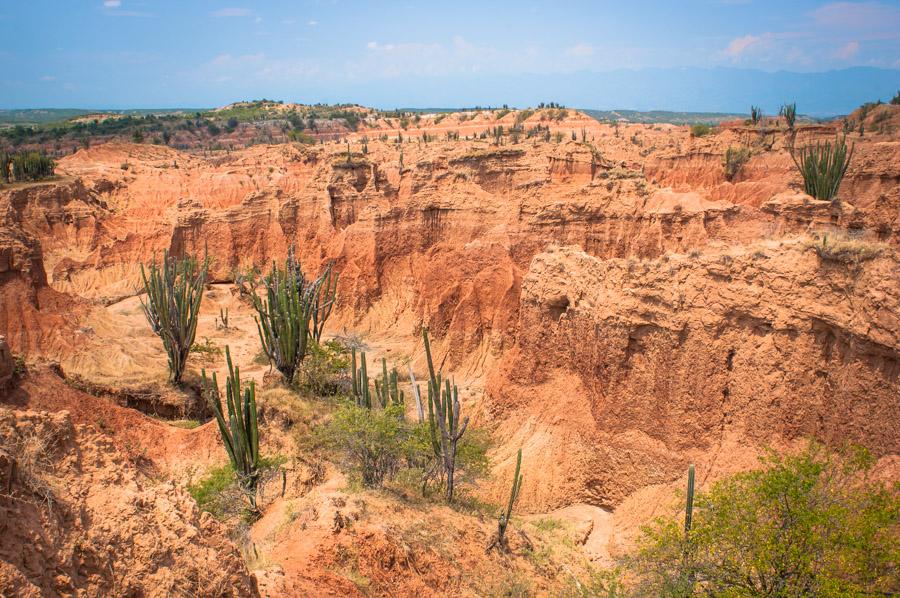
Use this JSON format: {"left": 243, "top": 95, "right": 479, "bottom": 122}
{"left": 2, "top": 66, "right": 897, "bottom": 126}
{"left": 348, "top": 67, "right": 900, "bottom": 118}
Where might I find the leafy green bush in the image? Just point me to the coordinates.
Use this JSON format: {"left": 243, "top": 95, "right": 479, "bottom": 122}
{"left": 296, "top": 339, "right": 351, "bottom": 396}
{"left": 629, "top": 444, "right": 900, "bottom": 597}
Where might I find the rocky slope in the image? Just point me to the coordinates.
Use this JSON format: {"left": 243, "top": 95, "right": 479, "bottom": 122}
{"left": 0, "top": 407, "right": 257, "bottom": 596}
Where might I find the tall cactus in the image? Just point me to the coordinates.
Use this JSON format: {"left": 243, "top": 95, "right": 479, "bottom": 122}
{"left": 685, "top": 463, "right": 695, "bottom": 534}
{"left": 139, "top": 249, "right": 208, "bottom": 383}
{"left": 423, "top": 328, "right": 469, "bottom": 502}
{"left": 497, "top": 448, "right": 524, "bottom": 550}
{"left": 202, "top": 346, "right": 261, "bottom": 513}
{"left": 310, "top": 263, "right": 338, "bottom": 342}
{"left": 351, "top": 347, "right": 371, "bottom": 409}
{"left": 251, "top": 248, "right": 334, "bottom": 383}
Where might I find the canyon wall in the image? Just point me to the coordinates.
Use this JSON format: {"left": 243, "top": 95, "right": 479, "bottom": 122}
{"left": 2, "top": 109, "right": 898, "bottom": 511}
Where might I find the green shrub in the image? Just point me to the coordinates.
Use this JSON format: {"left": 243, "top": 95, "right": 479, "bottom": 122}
{"left": 316, "top": 403, "right": 407, "bottom": 487}
{"left": 288, "top": 130, "right": 316, "bottom": 144}
{"left": 722, "top": 146, "right": 751, "bottom": 181}
{"left": 296, "top": 339, "right": 351, "bottom": 396}
{"left": 689, "top": 124, "right": 712, "bottom": 137}
{"left": 188, "top": 455, "right": 285, "bottom": 520}
{"left": 629, "top": 443, "right": 900, "bottom": 597}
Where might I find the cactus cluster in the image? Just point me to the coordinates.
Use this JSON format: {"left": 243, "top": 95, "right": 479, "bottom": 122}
{"left": 422, "top": 328, "right": 469, "bottom": 502}
{"left": 790, "top": 136, "right": 854, "bottom": 203}
{"left": 139, "top": 250, "right": 208, "bottom": 383}
{"left": 202, "top": 346, "right": 261, "bottom": 513}
{"left": 251, "top": 248, "right": 336, "bottom": 383}
{"left": 780, "top": 102, "right": 797, "bottom": 131}
{"left": 351, "top": 348, "right": 404, "bottom": 410}
{"left": 1, "top": 151, "right": 55, "bottom": 183}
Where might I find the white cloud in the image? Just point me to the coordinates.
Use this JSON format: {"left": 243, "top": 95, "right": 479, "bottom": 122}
{"left": 212, "top": 8, "right": 252, "bottom": 18}
{"left": 566, "top": 43, "right": 595, "bottom": 58}
{"left": 307, "top": 20, "right": 318, "bottom": 26}
{"left": 39, "top": 75, "right": 56, "bottom": 82}
{"left": 834, "top": 40, "right": 860, "bottom": 59}
{"left": 723, "top": 34, "right": 763, "bottom": 58}
{"left": 103, "top": 0, "right": 121, "bottom": 7}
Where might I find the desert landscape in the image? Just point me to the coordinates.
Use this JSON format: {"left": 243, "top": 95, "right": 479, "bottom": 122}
{"left": 2, "top": 96, "right": 898, "bottom": 596}
{"left": 2, "top": 2, "right": 900, "bottom": 596}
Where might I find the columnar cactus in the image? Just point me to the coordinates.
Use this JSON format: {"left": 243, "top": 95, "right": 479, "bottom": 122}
{"left": 251, "top": 249, "right": 335, "bottom": 383}
{"left": 139, "top": 249, "right": 208, "bottom": 383}
{"left": 685, "top": 464, "right": 695, "bottom": 533}
{"left": 790, "top": 136, "right": 854, "bottom": 203}
{"left": 374, "top": 357, "right": 404, "bottom": 408}
{"left": 310, "top": 263, "right": 338, "bottom": 342}
{"left": 351, "top": 350, "right": 404, "bottom": 411}
{"left": 497, "top": 448, "right": 524, "bottom": 549}
{"left": 422, "top": 328, "right": 469, "bottom": 503}
{"left": 351, "top": 347, "right": 371, "bottom": 408}
{"left": 202, "top": 346, "right": 261, "bottom": 513}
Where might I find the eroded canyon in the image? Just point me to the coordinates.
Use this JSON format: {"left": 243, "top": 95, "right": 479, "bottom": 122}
{"left": 2, "top": 103, "right": 899, "bottom": 595}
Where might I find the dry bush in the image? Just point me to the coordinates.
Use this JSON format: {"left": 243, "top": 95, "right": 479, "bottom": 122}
{"left": 805, "top": 232, "right": 887, "bottom": 264}
{"left": 1, "top": 426, "right": 59, "bottom": 508}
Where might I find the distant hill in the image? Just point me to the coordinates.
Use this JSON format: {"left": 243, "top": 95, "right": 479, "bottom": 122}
{"left": 0, "top": 108, "right": 207, "bottom": 127}
{"left": 581, "top": 109, "right": 744, "bottom": 125}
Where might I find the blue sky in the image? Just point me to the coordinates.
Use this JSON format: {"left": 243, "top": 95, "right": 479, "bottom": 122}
{"left": 1, "top": 1, "right": 899, "bottom": 111}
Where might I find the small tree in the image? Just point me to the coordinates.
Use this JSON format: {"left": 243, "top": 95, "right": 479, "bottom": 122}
{"left": 790, "top": 136, "right": 854, "bottom": 203}
{"left": 139, "top": 250, "right": 208, "bottom": 383}
{"left": 317, "top": 403, "right": 406, "bottom": 487}
{"left": 202, "top": 346, "right": 261, "bottom": 514}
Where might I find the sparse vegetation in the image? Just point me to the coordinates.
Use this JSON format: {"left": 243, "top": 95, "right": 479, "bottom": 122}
{"left": 805, "top": 232, "right": 886, "bottom": 264}
{"left": 0, "top": 150, "right": 55, "bottom": 183}
{"left": 139, "top": 249, "right": 208, "bottom": 383}
{"left": 202, "top": 346, "right": 262, "bottom": 514}
{"left": 689, "top": 124, "right": 712, "bottom": 137}
{"left": 790, "top": 136, "right": 853, "bottom": 203}
{"left": 629, "top": 443, "right": 900, "bottom": 597}
{"left": 488, "top": 448, "right": 523, "bottom": 553}
{"left": 722, "top": 146, "right": 751, "bottom": 181}
{"left": 780, "top": 101, "right": 797, "bottom": 130}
